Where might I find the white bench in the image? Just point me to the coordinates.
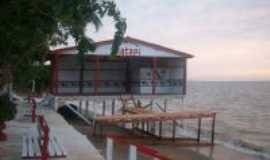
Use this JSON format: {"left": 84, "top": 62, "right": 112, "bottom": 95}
{"left": 22, "top": 116, "right": 67, "bottom": 159}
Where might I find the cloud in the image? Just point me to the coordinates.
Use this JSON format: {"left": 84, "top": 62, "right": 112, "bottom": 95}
{"left": 83, "top": 0, "right": 270, "bottom": 81}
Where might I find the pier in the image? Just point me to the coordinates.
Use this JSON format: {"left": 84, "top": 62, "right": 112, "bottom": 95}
{"left": 60, "top": 96, "right": 217, "bottom": 146}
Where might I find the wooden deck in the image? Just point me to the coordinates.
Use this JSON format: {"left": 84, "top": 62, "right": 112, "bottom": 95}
{"left": 92, "top": 110, "right": 216, "bottom": 145}
{"left": 95, "top": 111, "right": 215, "bottom": 124}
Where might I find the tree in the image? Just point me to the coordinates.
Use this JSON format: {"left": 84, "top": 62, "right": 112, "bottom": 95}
{"left": 0, "top": 0, "right": 127, "bottom": 91}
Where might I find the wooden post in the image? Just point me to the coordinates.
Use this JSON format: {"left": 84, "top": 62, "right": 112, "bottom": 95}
{"left": 32, "top": 100, "right": 36, "bottom": 123}
{"left": 128, "top": 145, "right": 137, "bottom": 160}
{"left": 102, "top": 100, "right": 106, "bottom": 116}
{"left": 86, "top": 100, "right": 89, "bottom": 115}
{"left": 111, "top": 99, "right": 115, "bottom": 115}
{"left": 197, "top": 118, "right": 202, "bottom": 143}
{"left": 100, "top": 124, "right": 104, "bottom": 137}
{"left": 146, "top": 122, "right": 150, "bottom": 133}
{"left": 122, "top": 100, "right": 126, "bottom": 115}
{"left": 50, "top": 54, "right": 55, "bottom": 94}
{"left": 92, "top": 122, "right": 97, "bottom": 136}
{"left": 94, "top": 56, "right": 100, "bottom": 95}
{"left": 152, "top": 121, "right": 156, "bottom": 134}
{"left": 142, "top": 122, "right": 145, "bottom": 132}
{"left": 211, "top": 113, "right": 216, "bottom": 145}
{"left": 152, "top": 57, "right": 157, "bottom": 95}
{"left": 150, "top": 99, "right": 153, "bottom": 111}
{"left": 54, "top": 54, "right": 59, "bottom": 94}
{"left": 164, "top": 99, "right": 167, "bottom": 112}
{"left": 106, "top": 138, "right": 114, "bottom": 160}
{"left": 39, "top": 116, "right": 49, "bottom": 160}
{"left": 172, "top": 120, "right": 176, "bottom": 141}
{"left": 159, "top": 121, "right": 162, "bottom": 139}
{"left": 79, "top": 100, "right": 82, "bottom": 113}
{"left": 79, "top": 60, "right": 84, "bottom": 94}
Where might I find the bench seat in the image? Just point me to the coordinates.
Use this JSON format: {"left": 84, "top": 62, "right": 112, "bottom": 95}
{"left": 22, "top": 135, "right": 67, "bottom": 159}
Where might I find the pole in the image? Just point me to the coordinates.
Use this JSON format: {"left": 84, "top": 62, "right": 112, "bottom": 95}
{"left": 159, "top": 121, "right": 162, "bottom": 139}
{"left": 172, "top": 120, "right": 176, "bottom": 141}
{"left": 128, "top": 145, "right": 137, "bottom": 160}
{"left": 152, "top": 57, "right": 157, "bottom": 95}
{"left": 54, "top": 54, "right": 59, "bottom": 94}
{"left": 94, "top": 56, "right": 100, "bottom": 95}
{"left": 211, "top": 113, "right": 216, "bottom": 145}
{"left": 112, "top": 99, "right": 115, "bottom": 115}
{"left": 164, "top": 99, "right": 167, "bottom": 112}
{"left": 197, "top": 118, "right": 201, "bottom": 143}
{"left": 102, "top": 100, "right": 106, "bottom": 116}
{"left": 106, "top": 138, "right": 114, "bottom": 160}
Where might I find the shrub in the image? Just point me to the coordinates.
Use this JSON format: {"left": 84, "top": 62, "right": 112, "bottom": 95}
{"left": 0, "top": 94, "right": 17, "bottom": 121}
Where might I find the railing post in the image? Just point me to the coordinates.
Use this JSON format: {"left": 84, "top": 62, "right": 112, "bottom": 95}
{"left": 197, "top": 118, "right": 202, "bottom": 143}
{"left": 111, "top": 99, "right": 115, "bottom": 115}
{"left": 128, "top": 145, "right": 137, "bottom": 160}
{"left": 86, "top": 100, "right": 89, "bottom": 115}
{"left": 164, "top": 99, "right": 167, "bottom": 112}
{"left": 159, "top": 121, "right": 162, "bottom": 139}
{"left": 39, "top": 116, "right": 49, "bottom": 160}
{"left": 172, "top": 120, "right": 176, "bottom": 141}
{"left": 211, "top": 113, "right": 216, "bottom": 145}
{"left": 106, "top": 138, "right": 114, "bottom": 160}
{"left": 102, "top": 100, "right": 106, "bottom": 116}
{"left": 32, "top": 99, "right": 36, "bottom": 123}
{"left": 79, "top": 100, "right": 82, "bottom": 113}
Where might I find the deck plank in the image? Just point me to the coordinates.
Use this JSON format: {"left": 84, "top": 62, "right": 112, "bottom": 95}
{"left": 96, "top": 111, "right": 216, "bottom": 124}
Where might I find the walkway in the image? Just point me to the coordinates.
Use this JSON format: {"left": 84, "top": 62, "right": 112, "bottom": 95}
{"left": 0, "top": 102, "right": 104, "bottom": 160}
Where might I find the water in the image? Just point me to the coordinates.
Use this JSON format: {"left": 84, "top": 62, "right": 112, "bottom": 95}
{"left": 64, "top": 81, "right": 270, "bottom": 159}
{"left": 178, "top": 81, "right": 270, "bottom": 158}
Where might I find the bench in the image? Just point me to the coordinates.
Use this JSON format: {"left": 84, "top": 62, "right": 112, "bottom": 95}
{"left": 22, "top": 115, "right": 67, "bottom": 159}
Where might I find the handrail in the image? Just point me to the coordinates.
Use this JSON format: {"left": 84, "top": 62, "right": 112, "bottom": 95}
{"left": 107, "top": 134, "right": 172, "bottom": 160}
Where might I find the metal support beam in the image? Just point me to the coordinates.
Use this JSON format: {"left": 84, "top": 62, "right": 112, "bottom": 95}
{"left": 197, "top": 118, "right": 202, "bottom": 143}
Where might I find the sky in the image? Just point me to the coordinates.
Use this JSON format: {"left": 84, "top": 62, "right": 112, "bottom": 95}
{"left": 84, "top": 0, "right": 270, "bottom": 81}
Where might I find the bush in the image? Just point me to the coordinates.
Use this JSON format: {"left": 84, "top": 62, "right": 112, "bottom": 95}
{"left": 0, "top": 94, "right": 17, "bottom": 121}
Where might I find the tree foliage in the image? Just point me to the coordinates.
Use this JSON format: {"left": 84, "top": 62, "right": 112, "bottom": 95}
{"left": 0, "top": 0, "right": 127, "bottom": 90}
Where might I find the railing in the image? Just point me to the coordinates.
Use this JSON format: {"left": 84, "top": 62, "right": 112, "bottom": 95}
{"left": 57, "top": 79, "right": 184, "bottom": 88}
{"left": 106, "top": 135, "right": 172, "bottom": 160}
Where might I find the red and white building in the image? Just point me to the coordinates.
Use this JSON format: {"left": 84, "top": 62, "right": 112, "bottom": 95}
{"left": 50, "top": 37, "right": 193, "bottom": 97}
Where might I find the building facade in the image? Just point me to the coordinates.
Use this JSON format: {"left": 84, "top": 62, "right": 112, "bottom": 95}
{"left": 50, "top": 37, "right": 193, "bottom": 96}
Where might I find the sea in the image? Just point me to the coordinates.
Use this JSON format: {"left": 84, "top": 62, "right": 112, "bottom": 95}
{"left": 176, "top": 81, "right": 270, "bottom": 159}
{"left": 64, "top": 81, "right": 270, "bottom": 159}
